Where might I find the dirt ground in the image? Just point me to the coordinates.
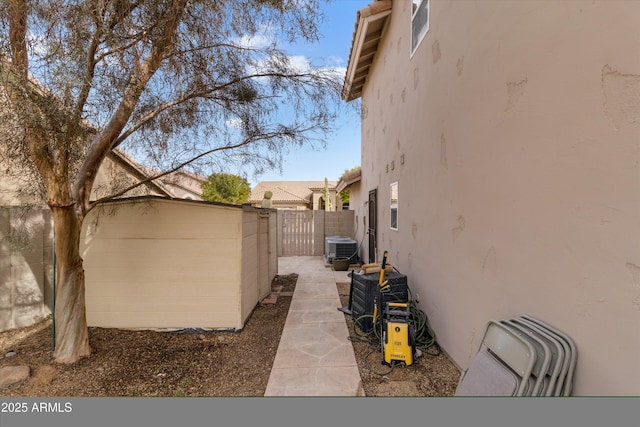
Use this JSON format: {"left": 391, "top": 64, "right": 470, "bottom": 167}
{"left": 1, "top": 272, "right": 460, "bottom": 397}
{"left": 336, "top": 281, "right": 460, "bottom": 397}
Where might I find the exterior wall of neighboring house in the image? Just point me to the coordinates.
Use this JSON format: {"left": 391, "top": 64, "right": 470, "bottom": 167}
{"left": 0, "top": 150, "right": 171, "bottom": 206}
{"left": 160, "top": 171, "right": 206, "bottom": 201}
{"left": 80, "top": 197, "right": 277, "bottom": 330}
{"left": 310, "top": 186, "right": 340, "bottom": 211}
{"left": 346, "top": 0, "right": 640, "bottom": 395}
{"left": 341, "top": 179, "right": 365, "bottom": 251}
{"left": 93, "top": 152, "right": 173, "bottom": 200}
{"left": 0, "top": 173, "right": 35, "bottom": 206}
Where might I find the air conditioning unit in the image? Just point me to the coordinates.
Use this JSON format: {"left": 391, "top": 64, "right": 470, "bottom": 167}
{"left": 325, "top": 236, "right": 358, "bottom": 263}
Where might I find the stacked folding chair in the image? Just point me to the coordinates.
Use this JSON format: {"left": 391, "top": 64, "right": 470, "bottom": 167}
{"left": 455, "top": 316, "right": 577, "bottom": 396}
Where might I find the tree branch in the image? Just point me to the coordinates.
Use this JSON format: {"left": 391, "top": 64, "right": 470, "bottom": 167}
{"left": 74, "top": 0, "right": 190, "bottom": 213}
{"left": 8, "top": 0, "right": 28, "bottom": 78}
{"left": 112, "top": 70, "right": 328, "bottom": 148}
{"left": 87, "top": 125, "right": 317, "bottom": 210}
{"left": 72, "top": 7, "right": 104, "bottom": 128}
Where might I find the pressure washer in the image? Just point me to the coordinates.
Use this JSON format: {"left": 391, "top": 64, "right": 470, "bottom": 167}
{"left": 382, "top": 302, "right": 416, "bottom": 366}
{"left": 375, "top": 251, "right": 416, "bottom": 366}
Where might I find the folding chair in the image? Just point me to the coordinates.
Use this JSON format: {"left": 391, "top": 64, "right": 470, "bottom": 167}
{"left": 456, "top": 320, "right": 537, "bottom": 396}
{"left": 501, "top": 320, "right": 551, "bottom": 396}
{"left": 514, "top": 317, "right": 567, "bottom": 396}
{"left": 520, "top": 315, "right": 577, "bottom": 396}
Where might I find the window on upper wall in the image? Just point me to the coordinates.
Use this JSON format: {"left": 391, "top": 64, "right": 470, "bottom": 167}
{"left": 411, "top": 0, "right": 429, "bottom": 56}
{"left": 390, "top": 182, "right": 398, "bottom": 230}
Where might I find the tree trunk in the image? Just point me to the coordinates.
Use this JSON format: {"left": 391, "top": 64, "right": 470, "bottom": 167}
{"left": 51, "top": 205, "right": 91, "bottom": 363}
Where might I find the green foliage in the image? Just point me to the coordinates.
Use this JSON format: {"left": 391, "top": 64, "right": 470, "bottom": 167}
{"left": 338, "top": 166, "right": 360, "bottom": 204}
{"left": 0, "top": 0, "right": 344, "bottom": 364}
{"left": 341, "top": 166, "right": 361, "bottom": 178}
{"left": 340, "top": 189, "right": 350, "bottom": 204}
{"left": 201, "top": 173, "right": 251, "bottom": 204}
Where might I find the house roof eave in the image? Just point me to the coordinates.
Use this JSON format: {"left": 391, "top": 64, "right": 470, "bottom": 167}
{"left": 336, "top": 168, "right": 362, "bottom": 193}
{"left": 108, "top": 149, "right": 174, "bottom": 198}
{"left": 342, "top": 1, "right": 392, "bottom": 102}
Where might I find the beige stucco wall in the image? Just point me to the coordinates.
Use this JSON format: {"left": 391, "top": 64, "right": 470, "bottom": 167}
{"left": 82, "top": 198, "right": 249, "bottom": 329}
{"left": 312, "top": 189, "right": 339, "bottom": 211}
{"left": 313, "top": 210, "right": 357, "bottom": 256}
{"left": 268, "top": 213, "right": 278, "bottom": 284}
{"left": 256, "top": 213, "right": 277, "bottom": 303}
{"left": 354, "top": 0, "right": 640, "bottom": 395}
{"left": 0, "top": 207, "right": 53, "bottom": 332}
{"left": 241, "top": 210, "right": 259, "bottom": 324}
{"left": 0, "top": 154, "right": 165, "bottom": 206}
{"left": 92, "top": 155, "right": 168, "bottom": 200}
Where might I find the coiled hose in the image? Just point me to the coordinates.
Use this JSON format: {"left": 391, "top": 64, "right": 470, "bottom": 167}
{"left": 352, "top": 291, "right": 441, "bottom": 356}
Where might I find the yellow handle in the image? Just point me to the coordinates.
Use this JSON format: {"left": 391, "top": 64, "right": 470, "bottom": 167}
{"left": 378, "top": 250, "right": 388, "bottom": 285}
{"left": 387, "top": 302, "right": 407, "bottom": 308}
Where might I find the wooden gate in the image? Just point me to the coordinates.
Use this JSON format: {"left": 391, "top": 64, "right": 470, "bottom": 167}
{"left": 281, "top": 211, "right": 314, "bottom": 256}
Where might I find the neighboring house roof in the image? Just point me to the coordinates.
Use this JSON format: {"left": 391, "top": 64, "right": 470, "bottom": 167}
{"left": 107, "top": 151, "right": 207, "bottom": 201}
{"left": 0, "top": 145, "right": 198, "bottom": 205}
{"left": 0, "top": 60, "right": 187, "bottom": 203}
{"left": 159, "top": 170, "right": 207, "bottom": 200}
{"left": 342, "top": 0, "right": 392, "bottom": 102}
{"left": 336, "top": 168, "right": 362, "bottom": 193}
{"left": 249, "top": 181, "right": 337, "bottom": 205}
{"left": 107, "top": 149, "right": 174, "bottom": 198}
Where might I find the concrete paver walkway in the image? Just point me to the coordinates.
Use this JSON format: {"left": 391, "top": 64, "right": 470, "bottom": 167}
{"left": 265, "top": 256, "right": 364, "bottom": 396}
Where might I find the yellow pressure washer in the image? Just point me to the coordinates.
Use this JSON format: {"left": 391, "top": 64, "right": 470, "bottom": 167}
{"left": 376, "top": 251, "right": 416, "bottom": 366}
{"left": 382, "top": 302, "right": 415, "bottom": 366}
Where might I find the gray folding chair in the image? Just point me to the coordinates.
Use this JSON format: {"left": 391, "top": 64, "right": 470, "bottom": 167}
{"left": 511, "top": 317, "right": 565, "bottom": 396}
{"left": 520, "top": 315, "right": 578, "bottom": 396}
{"left": 501, "top": 320, "right": 551, "bottom": 396}
{"left": 456, "top": 320, "right": 537, "bottom": 396}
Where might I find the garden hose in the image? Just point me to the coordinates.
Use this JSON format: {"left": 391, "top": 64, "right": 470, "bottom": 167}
{"left": 346, "top": 262, "right": 442, "bottom": 377}
{"left": 351, "top": 283, "right": 441, "bottom": 356}
{"left": 351, "top": 301, "right": 440, "bottom": 355}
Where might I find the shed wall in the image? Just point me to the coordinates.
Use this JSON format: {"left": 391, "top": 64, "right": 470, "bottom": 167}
{"left": 82, "top": 199, "right": 244, "bottom": 329}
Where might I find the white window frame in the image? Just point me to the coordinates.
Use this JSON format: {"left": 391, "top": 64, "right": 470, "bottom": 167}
{"left": 390, "top": 182, "right": 398, "bottom": 231}
{"left": 411, "top": 0, "right": 430, "bottom": 56}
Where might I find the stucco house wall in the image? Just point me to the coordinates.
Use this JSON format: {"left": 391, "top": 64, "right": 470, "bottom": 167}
{"left": 81, "top": 197, "right": 276, "bottom": 330}
{"left": 346, "top": 0, "right": 640, "bottom": 395}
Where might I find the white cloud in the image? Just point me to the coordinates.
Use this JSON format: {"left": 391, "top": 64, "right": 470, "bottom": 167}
{"left": 237, "top": 33, "right": 272, "bottom": 49}
{"left": 26, "top": 32, "right": 49, "bottom": 58}
{"left": 225, "top": 118, "right": 244, "bottom": 129}
{"left": 287, "top": 55, "right": 312, "bottom": 73}
{"left": 324, "top": 56, "right": 344, "bottom": 68}
{"left": 236, "top": 23, "right": 275, "bottom": 49}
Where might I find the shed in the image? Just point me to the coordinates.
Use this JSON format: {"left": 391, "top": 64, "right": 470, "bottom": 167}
{"left": 80, "top": 196, "right": 277, "bottom": 330}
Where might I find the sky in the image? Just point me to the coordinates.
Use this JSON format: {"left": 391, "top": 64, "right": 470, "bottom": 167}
{"left": 245, "top": 0, "right": 370, "bottom": 187}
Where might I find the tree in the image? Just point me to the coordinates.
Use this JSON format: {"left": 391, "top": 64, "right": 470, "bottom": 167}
{"left": 201, "top": 173, "right": 250, "bottom": 204}
{"left": 0, "top": 0, "right": 343, "bottom": 363}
